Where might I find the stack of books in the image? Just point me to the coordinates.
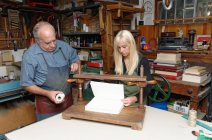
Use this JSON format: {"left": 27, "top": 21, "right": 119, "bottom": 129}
{"left": 83, "top": 60, "right": 103, "bottom": 74}
{"left": 153, "top": 53, "right": 183, "bottom": 80}
{"left": 182, "top": 66, "right": 211, "bottom": 83}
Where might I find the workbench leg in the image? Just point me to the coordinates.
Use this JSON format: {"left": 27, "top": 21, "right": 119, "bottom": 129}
{"left": 190, "top": 97, "right": 198, "bottom": 110}
{"left": 206, "top": 85, "right": 212, "bottom": 121}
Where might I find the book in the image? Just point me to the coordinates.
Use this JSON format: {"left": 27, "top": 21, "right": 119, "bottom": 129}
{"left": 87, "top": 61, "right": 103, "bottom": 68}
{"left": 196, "top": 35, "right": 211, "bottom": 46}
{"left": 153, "top": 64, "right": 183, "bottom": 70}
{"left": 82, "top": 65, "right": 102, "bottom": 73}
{"left": 155, "top": 68, "right": 183, "bottom": 73}
{"left": 154, "top": 53, "right": 181, "bottom": 65}
{"left": 184, "top": 66, "right": 206, "bottom": 75}
{"left": 154, "top": 67, "right": 183, "bottom": 72}
{"left": 182, "top": 73, "right": 211, "bottom": 83}
{"left": 154, "top": 59, "right": 181, "bottom": 65}
{"left": 160, "top": 74, "right": 182, "bottom": 80}
{"left": 157, "top": 53, "right": 181, "bottom": 61}
{"left": 156, "top": 63, "right": 179, "bottom": 66}
{"left": 154, "top": 68, "right": 183, "bottom": 72}
{"left": 154, "top": 70, "right": 183, "bottom": 76}
{"left": 85, "top": 81, "right": 124, "bottom": 114}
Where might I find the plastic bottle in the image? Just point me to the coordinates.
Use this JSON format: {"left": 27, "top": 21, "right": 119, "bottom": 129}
{"left": 183, "top": 60, "right": 189, "bottom": 72}
{"left": 140, "top": 36, "right": 146, "bottom": 50}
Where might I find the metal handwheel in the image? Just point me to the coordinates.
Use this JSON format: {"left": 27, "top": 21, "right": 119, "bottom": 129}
{"left": 148, "top": 73, "right": 171, "bottom": 102}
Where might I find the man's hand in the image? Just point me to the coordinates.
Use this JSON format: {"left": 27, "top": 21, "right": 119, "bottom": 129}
{"left": 46, "top": 91, "right": 65, "bottom": 104}
{"left": 121, "top": 96, "right": 137, "bottom": 106}
{"left": 70, "top": 62, "right": 79, "bottom": 72}
{"left": 23, "top": 85, "right": 65, "bottom": 104}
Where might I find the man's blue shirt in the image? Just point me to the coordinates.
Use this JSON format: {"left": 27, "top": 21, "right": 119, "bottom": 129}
{"left": 20, "top": 40, "right": 79, "bottom": 87}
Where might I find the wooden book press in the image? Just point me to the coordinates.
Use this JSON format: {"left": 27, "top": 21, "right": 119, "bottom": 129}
{"left": 62, "top": 66, "right": 156, "bottom": 130}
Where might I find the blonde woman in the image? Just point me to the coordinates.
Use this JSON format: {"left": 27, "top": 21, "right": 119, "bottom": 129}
{"left": 114, "top": 30, "right": 152, "bottom": 106}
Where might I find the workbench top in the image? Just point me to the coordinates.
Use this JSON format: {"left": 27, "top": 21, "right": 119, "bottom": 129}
{"left": 6, "top": 106, "right": 212, "bottom": 140}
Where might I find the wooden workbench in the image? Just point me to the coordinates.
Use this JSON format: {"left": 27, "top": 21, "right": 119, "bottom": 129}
{"left": 162, "top": 78, "right": 211, "bottom": 113}
{"left": 6, "top": 106, "right": 212, "bottom": 140}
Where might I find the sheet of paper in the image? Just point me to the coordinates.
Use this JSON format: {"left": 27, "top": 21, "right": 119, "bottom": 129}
{"left": 85, "top": 81, "right": 124, "bottom": 114}
{"left": 85, "top": 98, "right": 123, "bottom": 114}
{"left": 90, "top": 81, "right": 124, "bottom": 100}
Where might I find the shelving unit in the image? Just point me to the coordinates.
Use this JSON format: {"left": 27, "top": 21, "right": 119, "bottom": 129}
{"left": 61, "top": 3, "right": 103, "bottom": 74}
{"left": 101, "top": 1, "right": 144, "bottom": 73}
{"left": 61, "top": 3, "right": 100, "bottom": 15}
{"left": 155, "top": 0, "right": 212, "bottom": 24}
{"left": 138, "top": 0, "right": 212, "bottom": 117}
{"left": 0, "top": 0, "right": 62, "bottom": 50}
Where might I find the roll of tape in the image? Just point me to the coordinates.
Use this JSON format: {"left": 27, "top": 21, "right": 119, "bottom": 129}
{"left": 55, "top": 93, "right": 65, "bottom": 102}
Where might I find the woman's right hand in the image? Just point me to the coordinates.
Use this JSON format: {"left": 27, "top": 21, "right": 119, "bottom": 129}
{"left": 121, "top": 96, "right": 138, "bottom": 106}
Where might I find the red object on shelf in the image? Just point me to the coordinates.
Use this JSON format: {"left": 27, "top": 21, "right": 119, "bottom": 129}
{"left": 87, "top": 62, "right": 103, "bottom": 68}
{"left": 29, "top": 2, "right": 54, "bottom": 8}
{"left": 159, "top": 74, "right": 182, "bottom": 80}
{"left": 27, "top": 0, "right": 55, "bottom": 8}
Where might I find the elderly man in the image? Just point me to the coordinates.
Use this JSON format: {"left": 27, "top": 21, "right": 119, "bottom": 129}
{"left": 21, "top": 21, "right": 80, "bottom": 121}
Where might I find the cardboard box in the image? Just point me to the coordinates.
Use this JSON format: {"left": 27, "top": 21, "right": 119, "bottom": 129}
{"left": 0, "top": 100, "right": 36, "bottom": 134}
{"left": 173, "top": 101, "right": 190, "bottom": 115}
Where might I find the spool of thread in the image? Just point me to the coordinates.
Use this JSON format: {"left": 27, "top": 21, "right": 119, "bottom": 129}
{"left": 188, "top": 109, "right": 197, "bottom": 127}
{"left": 55, "top": 93, "right": 65, "bottom": 102}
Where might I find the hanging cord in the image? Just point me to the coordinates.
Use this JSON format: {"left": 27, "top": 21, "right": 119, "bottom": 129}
{"left": 59, "top": 47, "right": 67, "bottom": 60}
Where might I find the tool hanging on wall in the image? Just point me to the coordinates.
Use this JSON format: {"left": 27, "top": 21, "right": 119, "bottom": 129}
{"left": 4, "top": 17, "right": 10, "bottom": 48}
{"left": 8, "top": 9, "right": 20, "bottom": 30}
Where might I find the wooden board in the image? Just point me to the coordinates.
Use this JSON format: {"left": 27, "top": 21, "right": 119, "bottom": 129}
{"left": 62, "top": 101, "right": 145, "bottom": 130}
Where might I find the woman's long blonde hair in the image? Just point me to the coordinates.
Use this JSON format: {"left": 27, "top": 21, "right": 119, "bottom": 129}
{"left": 114, "top": 30, "right": 139, "bottom": 75}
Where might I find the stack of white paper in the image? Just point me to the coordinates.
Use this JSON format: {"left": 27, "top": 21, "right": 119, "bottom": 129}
{"left": 85, "top": 81, "right": 124, "bottom": 114}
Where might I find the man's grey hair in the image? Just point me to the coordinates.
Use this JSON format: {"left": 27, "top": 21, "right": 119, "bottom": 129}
{"left": 33, "top": 21, "right": 55, "bottom": 39}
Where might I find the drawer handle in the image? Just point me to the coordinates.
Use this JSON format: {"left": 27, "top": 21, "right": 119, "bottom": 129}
{"left": 187, "top": 89, "right": 193, "bottom": 94}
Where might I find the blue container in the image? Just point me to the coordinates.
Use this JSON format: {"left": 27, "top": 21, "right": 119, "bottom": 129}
{"left": 149, "top": 102, "right": 168, "bottom": 111}
{"left": 0, "top": 80, "right": 21, "bottom": 92}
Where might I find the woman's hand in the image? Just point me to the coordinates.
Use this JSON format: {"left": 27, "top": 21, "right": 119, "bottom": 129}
{"left": 121, "top": 96, "right": 137, "bottom": 106}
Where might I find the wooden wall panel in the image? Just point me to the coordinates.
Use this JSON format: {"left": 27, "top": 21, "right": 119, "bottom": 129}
{"left": 138, "top": 25, "right": 156, "bottom": 50}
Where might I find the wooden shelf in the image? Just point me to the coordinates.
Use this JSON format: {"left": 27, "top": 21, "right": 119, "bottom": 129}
{"left": 176, "top": 50, "right": 209, "bottom": 54}
{"left": 0, "top": 2, "right": 58, "bottom": 13}
{"left": 63, "top": 32, "right": 100, "bottom": 36}
{"left": 140, "top": 50, "right": 212, "bottom": 64}
{"left": 154, "top": 16, "right": 212, "bottom": 24}
{"left": 112, "top": 24, "right": 131, "bottom": 26}
{"left": 104, "top": 1, "right": 144, "bottom": 13}
{"left": 0, "top": 38, "right": 27, "bottom": 41}
{"left": 154, "top": 50, "right": 210, "bottom": 54}
{"left": 61, "top": 3, "right": 100, "bottom": 15}
{"left": 73, "top": 47, "right": 102, "bottom": 50}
